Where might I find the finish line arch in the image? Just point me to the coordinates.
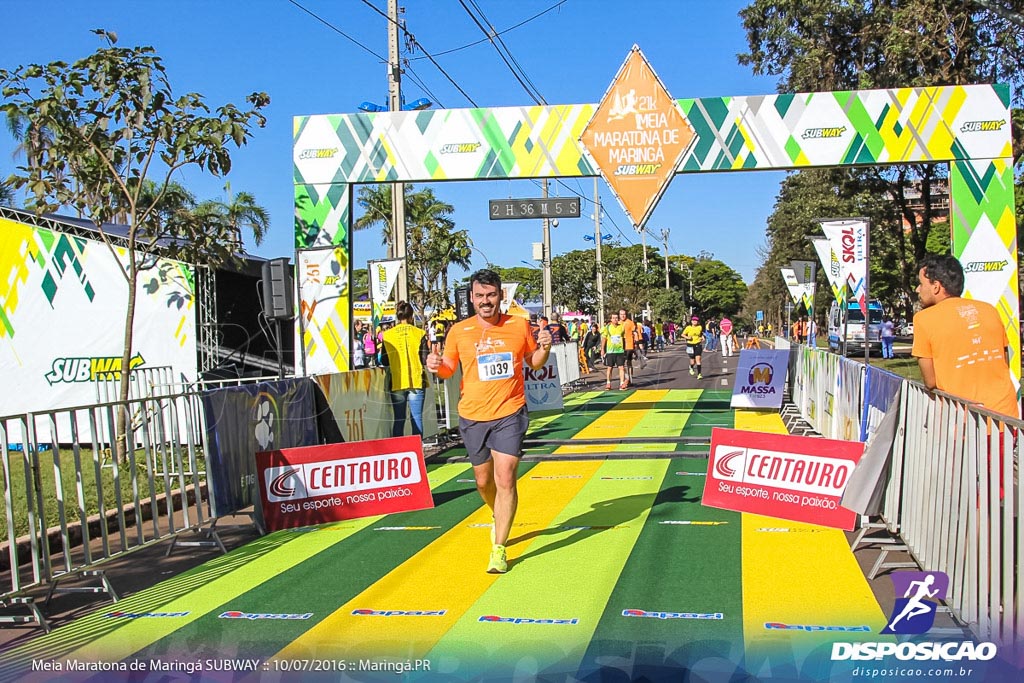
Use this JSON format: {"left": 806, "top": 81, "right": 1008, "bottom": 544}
{"left": 292, "top": 83, "right": 1018, "bottom": 386}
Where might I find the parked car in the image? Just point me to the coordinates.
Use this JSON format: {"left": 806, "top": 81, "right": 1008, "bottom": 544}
{"left": 899, "top": 322, "right": 914, "bottom": 336}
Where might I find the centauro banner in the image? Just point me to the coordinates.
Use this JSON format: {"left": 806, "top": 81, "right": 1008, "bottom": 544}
{"left": 0, "top": 215, "right": 196, "bottom": 420}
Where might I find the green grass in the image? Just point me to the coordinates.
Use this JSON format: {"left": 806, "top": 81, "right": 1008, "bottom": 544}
{"left": 1, "top": 447, "right": 205, "bottom": 540}
{"left": 872, "top": 356, "right": 923, "bottom": 383}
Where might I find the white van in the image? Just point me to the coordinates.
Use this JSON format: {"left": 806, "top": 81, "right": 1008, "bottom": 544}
{"left": 828, "top": 299, "right": 883, "bottom": 354}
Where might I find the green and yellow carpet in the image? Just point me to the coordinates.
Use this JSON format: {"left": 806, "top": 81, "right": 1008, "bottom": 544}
{"left": 0, "top": 390, "right": 897, "bottom": 681}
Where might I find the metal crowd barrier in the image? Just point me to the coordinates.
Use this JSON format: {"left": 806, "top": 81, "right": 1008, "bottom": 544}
{"left": 789, "top": 343, "right": 1023, "bottom": 648}
{"left": 882, "top": 385, "right": 1022, "bottom": 646}
{"left": 0, "top": 391, "right": 208, "bottom": 630}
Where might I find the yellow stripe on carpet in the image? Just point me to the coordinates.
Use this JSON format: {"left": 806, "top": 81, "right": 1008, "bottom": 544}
{"left": 554, "top": 389, "right": 670, "bottom": 454}
{"left": 734, "top": 409, "right": 887, "bottom": 662}
{"left": 271, "top": 460, "right": 603, "bottom": 661}
{"left": 431, "top": 459, "right": 670, "bottom": 670}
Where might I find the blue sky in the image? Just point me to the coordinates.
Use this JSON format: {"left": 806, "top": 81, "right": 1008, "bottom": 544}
{"left": 0, "top": 0, "right": 787, "bottom": 283}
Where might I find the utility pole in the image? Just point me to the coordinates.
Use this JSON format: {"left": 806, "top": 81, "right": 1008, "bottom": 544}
{"left": 594, "top": 178, "right": 605, "bottom": 329}
{"left": 388, "top": 0, "right": 408, "bottom": 304}
{"left": 660, "top": 228, "right": 670, "bottom": 290}
{"left": 638, "top": 225, "right": 648, "bottom": 272}
{"left": 542, "top": 179, "right": 553, "bottom": 318}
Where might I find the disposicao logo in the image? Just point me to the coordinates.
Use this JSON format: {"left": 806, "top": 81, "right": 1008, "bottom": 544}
{"left": 623, "top": 609, "right": 723, "bottom": 620}
{"left": 219, "top": 611, "right": 313, "bottom": 620}
{"left": 106, "top": 611, "right": 190, "bottom": 619}
{"left": 880, "top": 571, "right": 948, "bottom": 635}
{"left": 478, "top": 615, "right": 579, "bottom": 625}
{"left": 351, "top": 609, "right": 447, "bottom": 617}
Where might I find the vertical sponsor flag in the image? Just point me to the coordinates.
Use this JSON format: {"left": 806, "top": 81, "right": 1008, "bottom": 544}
{"left": 780, "top": 268, "right": 802, "bottom": 304}
{"left": 819, "top": 219, "right": 869, "bottom": 316}
{"left": 368, "top": 259, "right": 403, "bottom": 329}
{"left": 790, "top": 259, "right": 817, "bottom": 315}
{"left": 500, "top": 282, "right": 520, "bottom": 314}
{"left": 810, "top": 237, "right": 846, "bottom": 306}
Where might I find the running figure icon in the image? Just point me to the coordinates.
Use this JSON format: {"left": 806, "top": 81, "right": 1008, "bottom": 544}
{"left": 881, "top": 571, "right": 948, "bottom": 634}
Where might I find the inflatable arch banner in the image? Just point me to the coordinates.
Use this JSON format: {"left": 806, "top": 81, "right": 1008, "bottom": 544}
{"left": 294, "top": 63, "right": 1018, "bottom": 389}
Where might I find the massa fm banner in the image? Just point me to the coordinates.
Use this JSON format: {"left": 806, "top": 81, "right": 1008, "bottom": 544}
{"left": 0, "top": 215, "right": 196, "bottom": 423}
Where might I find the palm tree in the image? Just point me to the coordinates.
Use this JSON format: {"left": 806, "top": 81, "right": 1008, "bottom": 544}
{"left": 219, "top": 186, "right": 269, "bottom": 249}
{"left": 354, "top": 183, "right": 413, "bottom": 257}
{"left": 0, "top": 179, "right": 13, "bottom": 207}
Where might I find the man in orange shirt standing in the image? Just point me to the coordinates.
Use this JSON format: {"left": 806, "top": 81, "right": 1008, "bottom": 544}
{"left": 426, "top": 269, "right": 553, "bottom": 573}
{"left": 618, "top": 308, "right": 637, "bottom": 387}
{"left": 911, "top": 254, "right": 1018, "bottom": 419}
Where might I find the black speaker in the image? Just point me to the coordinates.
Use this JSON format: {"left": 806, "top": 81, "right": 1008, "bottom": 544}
{"left": 261, "top": 258, "right": 294, "bottom": 320}
{"left": 454, "top": 286, "right": 475, "bottom": 320}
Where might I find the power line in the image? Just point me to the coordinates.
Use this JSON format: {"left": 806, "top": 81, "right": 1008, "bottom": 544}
{"left": 358, "top": 0, "right": 478, "bottom": 106}
{"left": 458, "top": 0, "right": 546, "bottom": 104}
{"left": 286, "top": 0, "right": 386, "bottom": 62}
{"left": 412, "top": 0, "right": 568, "bottom": 59}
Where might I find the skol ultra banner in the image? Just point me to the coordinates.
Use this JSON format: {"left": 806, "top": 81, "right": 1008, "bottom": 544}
{"left": 0, "top": 215, "right": 196, "bottom": 423}
{"left": 256, "top": 435, "right": 433, "bottom": 531}
{"left": 820, "top": 219, "right": 869, "bottom": 315}
{"left": 524, "top": 356, "right": 564, "bottom": 412}
{"left": 730, "top": 349, "right": 789, "bottom": 409}
{"left": 702, "top": 427, "right": 863, "bottom": 530}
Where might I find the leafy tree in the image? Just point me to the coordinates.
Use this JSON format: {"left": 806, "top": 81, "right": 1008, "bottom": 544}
{"left": 0, "top": 177, "right": 12, "bottom": 206}
{"left": 196, "top": 182, "right": 269, "bottom": 249}
{"left": 687, "top": 258, "right": 748, "bottom": 319}
{"left": 738, "top": 0, "right": 1024, "bottom": 309}
{"left": 650, "top": 288, "right": 686, "bottom": 323}
{"left": 490, "top": 266, "right": 542, "bottom": 302}
{"left": 551, "top": 248, "right": 599, "bottom": 314}
{"left": 0, "top": 30, "right": 269, "bottom": 457}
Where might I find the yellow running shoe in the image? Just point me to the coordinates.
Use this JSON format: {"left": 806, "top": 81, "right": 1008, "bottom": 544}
{"left": 487, "top": 544, "right": 507, "bottom": 574}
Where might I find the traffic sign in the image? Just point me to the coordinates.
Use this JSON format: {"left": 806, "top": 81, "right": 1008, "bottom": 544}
{"left": 489, "top": 198, "right": 580, "bottom": 220}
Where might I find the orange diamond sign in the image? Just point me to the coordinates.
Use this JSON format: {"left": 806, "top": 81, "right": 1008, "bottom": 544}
{"left": 580, "top": 45, "right": 695, "bottom": 229}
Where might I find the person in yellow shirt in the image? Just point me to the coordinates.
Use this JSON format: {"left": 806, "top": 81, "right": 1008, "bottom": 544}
{"left": 682, "top": 315, "right": 704, "bottom": 380}
{"left": 382, "top": 301, "right": 429, "bottom": 438}
{"left": 426, "top": 270, "right": 552, "bottom": 574}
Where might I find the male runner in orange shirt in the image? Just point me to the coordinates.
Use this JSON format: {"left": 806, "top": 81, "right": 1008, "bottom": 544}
{"left": 618, "top": 308, "right": 637, "bottom": 387}
{"left": 426, "top": 269, "right": 553, "bottom": 573}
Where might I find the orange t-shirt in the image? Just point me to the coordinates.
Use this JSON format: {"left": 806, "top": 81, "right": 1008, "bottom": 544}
{"left": 442, "top": 313, "right": 538, "bottom": 422}
{"left": 622, "top": 319, "right": 636, "bottom": 350}
{"left": 912, "top": 297, "right": 1019, "bottom": 418}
